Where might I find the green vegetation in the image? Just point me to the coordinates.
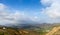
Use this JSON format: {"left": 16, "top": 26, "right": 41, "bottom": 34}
{"left": 0, "top": 23, "right": 60, "bottom": 35}
{"left": 0, "top": 28, "right": 40, "bottom": 35}
{"left": 0, "top": 32, "right": 4, "bottom": 35}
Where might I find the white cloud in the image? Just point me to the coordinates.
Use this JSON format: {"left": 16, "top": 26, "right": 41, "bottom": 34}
{"left": 41, "top": 0, "right": 60, "bottom": 18}
{"left": 30, "top": 16, "right": 39, "bottom": 21}
{"left": 0, "top": 3, "right": 7, "bottom": 10}
{"left": 40, "top": 0, "right": 52, "bottom": 6}
{"left": 0, "top": 3, "right": 28, "bottom": 25}
{"left": 0, "top": 3, "right": 40, "bottom": 25}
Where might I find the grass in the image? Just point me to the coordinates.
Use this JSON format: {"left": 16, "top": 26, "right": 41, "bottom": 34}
{"left": 0, "top": 32, "right": 4, "bottom": 35}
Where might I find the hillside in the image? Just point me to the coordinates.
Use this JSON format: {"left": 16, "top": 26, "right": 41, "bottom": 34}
{"left": 0, "top": 26, "right": 40, "bottom": 35}
{"left": 0, "top": 23, "right": 60, "bottom": 35}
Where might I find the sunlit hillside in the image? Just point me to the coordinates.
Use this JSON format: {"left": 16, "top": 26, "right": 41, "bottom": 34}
{"left": 0, "top": 23, "right": 60, "bottom": 35}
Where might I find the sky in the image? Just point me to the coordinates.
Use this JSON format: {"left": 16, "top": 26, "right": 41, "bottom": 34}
{"left": 0, "top": 0, "right": 60, "bottom": 25}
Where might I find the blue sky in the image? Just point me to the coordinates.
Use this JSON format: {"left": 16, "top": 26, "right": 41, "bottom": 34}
{"left": 0, "top": 0, "right": 60, "bottom": 25}
{"left": 1, "top": 0, "right": 43, "bottom": 16}
{"left": 1, "top": 0, "right": 42, "bottom": 11}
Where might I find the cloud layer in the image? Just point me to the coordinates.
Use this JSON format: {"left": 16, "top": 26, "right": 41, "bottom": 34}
{"left": 39, "top": 0, "right": 60, "bottom": 23}
{"left": 1, "top": 0, "right": 60, "bottom": 25}
{"left": 0, "top": 3, "right": 28, "bottom": 25}
{"left": 41, "top": 0, "right": 60, "bottom": 18}
{"left": 0, "top": 3, "right": 40, "bottom": 25}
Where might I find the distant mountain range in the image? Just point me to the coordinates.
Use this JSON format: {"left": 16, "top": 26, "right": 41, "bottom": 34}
{"left": 0, "top": 23, "right": 60, "bottom": 35}
{"left": 1, "top": 23, "right": 60, "bottom": 30}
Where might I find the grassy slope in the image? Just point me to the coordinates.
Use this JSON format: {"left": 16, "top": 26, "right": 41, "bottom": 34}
{"left": 0, "top": 28, "right": 40, "bottom": 35}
